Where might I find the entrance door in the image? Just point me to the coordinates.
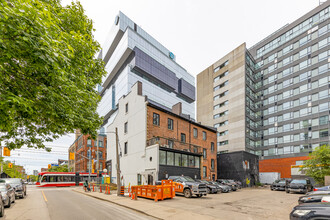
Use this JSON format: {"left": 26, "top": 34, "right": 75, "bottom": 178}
{"left": 212, "top": 174, "right": 215, "bottom": 181}
{"left": 148, "top": 174, "right": 153, "bottom": 185}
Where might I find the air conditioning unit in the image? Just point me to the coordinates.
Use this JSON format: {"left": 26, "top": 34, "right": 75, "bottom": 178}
{"left": 163, "top": 144, "right": 169, "bottom": 148}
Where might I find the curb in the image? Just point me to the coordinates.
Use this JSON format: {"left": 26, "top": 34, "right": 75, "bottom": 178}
{"left": 72, "top": 189, "right": 162, "bottom": 220}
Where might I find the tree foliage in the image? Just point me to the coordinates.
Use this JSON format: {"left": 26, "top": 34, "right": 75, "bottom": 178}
{"left": 48, "top": 164, "right": 68, "bottom": 172}
{"left": 303, "top": 145, "right": 330, "bottom": 185}
{"left": 0, "top": 0, "right": 106, "bottom": 150}
{"left": 0, "top": 158, "right": 24, "bottom": 178}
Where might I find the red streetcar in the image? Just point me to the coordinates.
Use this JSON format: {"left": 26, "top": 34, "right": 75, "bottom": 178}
{"left": 36, "top": 172, "right": 98, "bottom": 187}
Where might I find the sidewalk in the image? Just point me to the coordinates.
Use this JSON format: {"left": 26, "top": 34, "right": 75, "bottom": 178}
{"left": 72, "top": 187, "right": 217, "bottom": 220}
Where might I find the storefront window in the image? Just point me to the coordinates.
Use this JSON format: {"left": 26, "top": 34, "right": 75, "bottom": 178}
{"left": 182, "top": 154, "right": 188, "bottom": 167}
{"left": 167, "top": 152, "right": 174, "bottom": 166}
{"left": 159, "top": 150, "right": 166, "bottom": 165}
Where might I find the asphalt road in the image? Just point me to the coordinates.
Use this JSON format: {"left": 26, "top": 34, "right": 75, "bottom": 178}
{"left": 4, "top": 185, "right": 154, "bottom": 220}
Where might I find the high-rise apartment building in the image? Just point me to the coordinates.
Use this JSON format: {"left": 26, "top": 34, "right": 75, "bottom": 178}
{"left": 97, "top": 12, "right": 196, "bottom": 131}
{"left": 197, "top": 2, "right": 330, "bottom": 178}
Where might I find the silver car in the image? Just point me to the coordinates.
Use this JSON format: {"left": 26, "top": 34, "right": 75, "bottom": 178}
{"left": 0, "top": 183, "right": 15, "bottom": 208}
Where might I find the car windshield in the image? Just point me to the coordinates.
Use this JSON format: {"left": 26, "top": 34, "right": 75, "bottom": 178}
{"left": 221, "top": 180, "right": 229, "bottom": 183}
{"left": 228, "top": 180, "right": 234, "bottom": 183}
{"left": 181, "top": 176, "right": 195, "bottom": 182}
{"left": 291, "top": 179, "right": 307, "bottom": 184}
{"left": 0, "top": 185, "right": 7, "bottom": 192}
{"left": 278, "top": 180, "right": 286, "bottom": 184}
{"left": 2, "top": 179, "right": 21, "bottom": 184}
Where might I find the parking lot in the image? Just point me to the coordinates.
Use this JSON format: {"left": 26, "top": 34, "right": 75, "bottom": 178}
{"left": 156, "top": 187, "right": 301, "bottom": 220}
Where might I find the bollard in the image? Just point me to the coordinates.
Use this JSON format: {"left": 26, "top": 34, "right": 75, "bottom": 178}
{"left": 105, "top": 185, "right": 108, "bottom": 194}
{"left": 93, "top": 184, "right": 95, "bottom": 192}
{"left": 128, "top": 185, "right": 131, "bottom": 197}
{"left": 100, "top": 185, "right": 102, "bottom": 193}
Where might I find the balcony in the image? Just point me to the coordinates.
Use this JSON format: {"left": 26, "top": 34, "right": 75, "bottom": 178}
{"left": 146, "top": 137, "right": 203, "bottom": 155}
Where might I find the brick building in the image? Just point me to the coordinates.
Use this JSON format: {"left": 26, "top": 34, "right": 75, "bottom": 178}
{"left": 107, "top": 82, "right": 217, "bottom": 185}
{"left": 70, "top": 134, "right": 107, "bottom": 173}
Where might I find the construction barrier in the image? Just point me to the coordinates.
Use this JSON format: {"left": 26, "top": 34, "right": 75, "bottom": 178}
{"left": 120, "top": 186, "right": 125, "bottom": 196}
{"left": 130, "top": 180, "right": 175, "bottom": 202}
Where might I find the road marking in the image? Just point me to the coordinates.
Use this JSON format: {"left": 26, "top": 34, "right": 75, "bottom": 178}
{"left": 42, "top": 190, "right": 48, "bottom": 202}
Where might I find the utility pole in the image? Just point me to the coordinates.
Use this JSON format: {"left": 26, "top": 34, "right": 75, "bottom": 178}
{"left": 88, "top": 149, "right": 91, "bottom": 183}
{"left": 96, "top": 135, "right": 99, "bottom": 175}
{"left": 116, "top": 127, "right": 121, "bottom": 196}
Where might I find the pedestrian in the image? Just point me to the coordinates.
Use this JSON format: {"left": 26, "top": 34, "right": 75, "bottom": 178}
{"left": 83, "top": 180, "right": 88, "bottom": 192}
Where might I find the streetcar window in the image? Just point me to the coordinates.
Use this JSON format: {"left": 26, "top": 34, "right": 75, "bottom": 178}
{"left": 42, "top": 176, "right": 48, "bottom": 182}
{"left": 58, "top": 176, "right": 64, "bottom": 182}
{"left": 49, "top": 176, "right": 57, "bottom": 182}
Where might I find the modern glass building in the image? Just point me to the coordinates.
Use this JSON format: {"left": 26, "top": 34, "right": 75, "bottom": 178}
{"left": 197, "top": 2, "right": 330, "bottom": 166}
{"left": 97, "top": 12, "right": 196, "bottom": 130}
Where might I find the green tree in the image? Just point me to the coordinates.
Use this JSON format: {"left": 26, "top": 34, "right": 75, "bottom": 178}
{"left": 0, "top": 0, "right": 106, "bottom": 150}
{"left": 303, "top": 145, "right": 330, "bottom": 185}
{"left": 0, "top": 158, "right": 24, "bottom": 178}
{"left": 29, "top": 175, "right": 38, "bottom": 182}
{"left": 48, "top": 164, "right": 68, "bottom": 172}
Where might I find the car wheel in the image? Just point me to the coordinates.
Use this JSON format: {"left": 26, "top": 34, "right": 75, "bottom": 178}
{"left": 184, "top": 189, "right": 192, "bottom": 198}
{"left": 196, "top": 194, "right": 201, "bottom": 198}
{"left": 12, "top": 195, "right": 15, "bottom": 203}
{"left": 20, "top": 193, "right": 25, "bottom": 199}
{"left": 24, "top": 191, "right": 26, "bottom": 196}
{"left": 0, "top": 204, "right": 4, "bottom": 217}
{"left": 271, "top": 187, "right": 274, "bottom": 191}
{"left": 286, "top": 189, "right": 290, "bottom": 194}
{"left": 6, "top": 198, "right": 11, "bottom": 208}
{"left": 207, "top": 188, "right": 210, "bottom": 194}
{"left": 303, "top": 189, "right": 308, "bottom": 194}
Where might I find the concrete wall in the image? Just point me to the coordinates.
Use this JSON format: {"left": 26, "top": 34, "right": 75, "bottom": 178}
{"left": 325, "top": 176, "right": 330, "bottom": 185}
{"left": 197, "top": 43, "right": 247, "bottom": 153}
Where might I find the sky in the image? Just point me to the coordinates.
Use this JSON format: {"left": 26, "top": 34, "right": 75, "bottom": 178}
{"left": 8, "top": 0, "right": 322, "bottom": 174}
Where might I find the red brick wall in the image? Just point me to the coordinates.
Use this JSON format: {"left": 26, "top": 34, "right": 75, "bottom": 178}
{"left": 75, "top": 135, "right": 107, "bottom": 173}
{"left": 147, "top": 105, "right": 217, "bottom": 180}
{"left": 259, "top": 156, "right": 310, "bottom": 178}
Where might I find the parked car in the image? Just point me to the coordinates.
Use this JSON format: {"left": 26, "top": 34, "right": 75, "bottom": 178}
{"left": 217, "top": 179, "right": 237, "bottom": 191}
{"left": 195, "top": 180, "right": 219, "bottom": 194}
{"left": 228, "top": 180, "right": 240, "bottom": 189}
{"left": 286, "top": 179, "right": 313, "bottom": 194}
{"left": 0, "top": 183, "right": 15, "bottom": 208}
{"left": 0, "top": 178, "right": 26, "bottom": 198}
{"left": 210, "top": 181, "right": 231, "bottom": 193}
{"left": 298, "top": 193, "right": 330, "bottom": 204}
{"left": 290, "top": 202, "right": 330, "bottom": 219}
{"left": 168, "top": 176, "right": 207, "bottom": 198}
{"left": 271, "top": 179, "right": 290, "bottom": 191}
{"left": 313, "top": 185, "right": 330, "bottom": 191}
{"left": 0, "top": 194, "right": 4, "bottom": 217}
{"left": 307, "top": 190, "right": 330, "bottom": 196}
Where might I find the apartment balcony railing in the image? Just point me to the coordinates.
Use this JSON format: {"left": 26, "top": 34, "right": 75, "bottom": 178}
{"left": 146, "top": 137, "right": 203, "bottom": 155}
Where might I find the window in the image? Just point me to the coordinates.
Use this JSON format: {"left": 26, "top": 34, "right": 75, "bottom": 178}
{"left": 214, "top": 90, "right": 228, "bottom": 101}
{"left": 193, "top": 128, "right": 198, "bottom": 138}
{"left": 320, "top": 129, "right": 329, "bottom": 138}
{"left": 203, "top": 166, "right": 207, "bottom": 178}
{"left": 124, "top": 142, "right": 128, "bottom": 155}
{"left": 99, "top": 140, "right": 103, "bottom": 147}
{"left": 203, "top": 148, "right": 207, "bottom": 159}
{"left": 182, "top": 154, "right": 188, "bottom": 167}
{"left": 98, "top": 151, "right": 103, "bottom": 159}
{"left": 211, "top": 159, "right": 215, "bottom": 170}
{"left": 87, "top": 139, "right": 92, "bottom": 146}
{"left": 137, "top": 174, "right": 142, "bottom": 185}
{"left": 211, "top": 142, "right": 215, "bottom": 152}
{"left": 202, "top": 131, "right": 207, "bottom": 140}
{"left": 320, "top": 115, "right": 329, "bottom": 125}
{"left": 167, "top": 152, "right": 174, "bottom": 166}
{"left": 124, "top": 122, "right": 128, "bottom": 133}
{"left": 168, "top": 118, "right": 173, "bottom": 130}
{"left": 214, "top": 71, "right": 229, "bottom": 82}
{"left": 219, "top": 130, "right": 228, "bottom": 136}
{"left": 125, "top": 103, "right": 128, "bottom": 113}
{"left": 181, "top": 133, "right": 186, "bottom": 143}
{"left": 214, "top": 80, "right": 228, "bottom": 91}
{"left": 159, "top": 151, "right": 166, "bottom": 165}
{"left": 219, "top": 140, "right": 229, "bottom": 146}
{"left": 175, "top": 153, "right": 181, "bottom": 166}
{"left": 214, "top": 60, "right": 228, "bottom": 72}
{"left": 153, "top": 113, "right": 160, "bottom": 126}
{"left": 214, "top": 100, "right": 228, "bottom": 110}
{"left": 195, "top": 157, "right": 200, "bottom": 168}
{"left": 168, "top": 140, "right": 174, "bottom": 148}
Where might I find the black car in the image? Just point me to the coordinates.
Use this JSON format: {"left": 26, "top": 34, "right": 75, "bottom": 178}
{"left": 0, "top": 178, "right": 26, "bottom": 198}
{"left": 298, "top": 193, "right": 330, "bottom": 204}
{"left": 286, "top": 179, "right": 313, "bottom": 194}
{"left": 271, "top": 179, "right": 290, "bottom": 191}
{"left": 290, "top": 202, "right": 330, "bottom": 219}
{"left": 195, "top": 180, "right": 219, "bottom": 194}
{"left": 0, "top": 184, "right": 15, "bottom": 208}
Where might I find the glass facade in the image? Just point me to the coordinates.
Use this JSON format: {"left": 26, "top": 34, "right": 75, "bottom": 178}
{"left": 250, "top": 5, "right": 330, "bottom": 157}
